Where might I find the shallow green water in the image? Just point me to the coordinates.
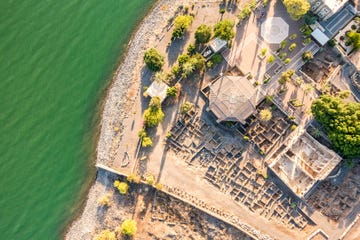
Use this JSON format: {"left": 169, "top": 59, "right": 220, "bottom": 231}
{"left": 0, "top": 0, "right": 154, "bottom": 239}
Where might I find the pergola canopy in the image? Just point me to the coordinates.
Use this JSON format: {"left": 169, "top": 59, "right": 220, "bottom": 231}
{"left": 261, "top": 17, "right": 289, "bottom": 44}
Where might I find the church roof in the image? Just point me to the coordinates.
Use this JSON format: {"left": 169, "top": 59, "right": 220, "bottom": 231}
{"left": 208, "top": 75, "right": 258, "bottom": 123}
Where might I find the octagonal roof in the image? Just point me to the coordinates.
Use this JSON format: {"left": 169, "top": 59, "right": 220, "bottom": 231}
{"left": 261, "top": 17, "right": 289, "bottom": 44}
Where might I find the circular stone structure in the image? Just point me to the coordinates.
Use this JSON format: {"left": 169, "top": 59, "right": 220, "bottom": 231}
{"left": 261, "top": 17, "right": 289, "bottom": 44}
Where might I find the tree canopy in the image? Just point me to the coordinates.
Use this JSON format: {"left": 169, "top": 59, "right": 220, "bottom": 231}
{"left": 120, "top": 219, "right": 137, "bottom": 236}
{"left": 278, "top": 69, "right": 294, "bottom": 85}
{"left": 347, "top": 31, "right": 360, "bottom": 50}
{"left": 95, "top": 230, "right": 116, "bottom": 240}
{"left": 195, "top": 24, "right": 212, "bottom": 44}
{"left": 259, "top": 108, "right": 272, "bottom": 121}
{"left": 213, "top": 20, "right": 235, "bottom": 41}
{"left": 144, "top": 48, "right": 164, "bottom": 71}
{"left": 302, "top": 51, "right": 313, "bottom": 62}
{"left": 311, "top": 95, "right": 360, "bottom": 157}
{"left": 144, "top": 97, "right": 164, "bottom": 127}
{"left": 114, "top": 180, "right": 129, "bottom": 194}
{"left": 172, "top": 15, "right": 194, "bottom": 40}
{"left": 283, "top": 0, "right": 310, "bottom": 20}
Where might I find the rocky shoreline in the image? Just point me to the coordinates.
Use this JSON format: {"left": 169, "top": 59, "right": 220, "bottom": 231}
{"left": 65, "top": 0, "right": 194, "bottom": 239}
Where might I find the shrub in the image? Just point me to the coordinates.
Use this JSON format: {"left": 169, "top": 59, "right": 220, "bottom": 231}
{"left": 144, "top": 107, "right": 164, "bottom": 127}
{"left": 261, "top": 48, "right": 267, "bottom": 56}
{"left": 145, "top": 175, "right": 155, "bottom": 185}
{"left": 144, "top": 97, "right": 164, "bottom": 127}
{"left": 290, "top": 98, "right": 303, "bottom": 107}
{"left": 347, "top": 31, "right": 360, "bottom": 49}
{"left": 172, "top": 15, "right": 194, "bottom": 40}
{"left": 181, "top": 101, "right": 193, "bottom": 114}
{"left": 278, "top": 69, "right": 294, "bottom": 84}
{"left": 187, "top": 43, "right": 196, "bottom": 55}
{"left": 178, "top": 54, "right": 190, "bottom": 66}
{"left": 127, "top": 174, "right": 141, "bottom": 183}
{"left": 259, "top": 108, "right": 272, "bottom": 121}
{"left": 120, "top": 219, "right": 137, "bottom": 236}
{"left": 265, "top": 95, "right": 274, "bottom": 103}
{"left": 144, "top": 48, "right": 164, "bottom": 72}
{"left": 181, "top": 61, "right": 195, "bottom": 78}
{"left": 95, "top": 230, "right": 116, "bottom": 240}
{"left": 154, "top": 182, "right": 163, "bottom": 190}
{"left": 171, "top": 65, "right": 181, "bottom": 77}
{"left": 328, "top": 39, "right": 336, "bottom": 47}
{"left": 213, "top": 19, "right": 235, "bottom": 41}
{"left": 302, "top": 51, "right": 313, "bottom": 61}
{"left": 138, "top": 129, "right": 147, "bottom": 138}
{"left": 195, "top": 24, "right": 212, "bottom": 44}
{"left": 289, "top": 43, "right": 296, "bottom": 51}
{"left": 142, "top": 136, "right": 153, "bottom": 147}
{"left": 279, "top": 52, "right": 287, "bottom": 59}
{"left": 303, "top": 38, "right": 312, "bottom": 45}
{"left": 238, "top": 7, "right": 252, "bottom": 20}
{"left": 267, "top": 55, "right": 275, "bottom": 63}
{"left": 114, "top": 180, "right": 129, "bottom": 194}
{"left": 166, "top": 86, "right": 178, "bottom": 97}
{"left": 289, "top": 33, "right": 297, "bottom": 40}
{"left": 280, "top": 40, "right": 287, "bottom": 49}
{"left": 153, "top": 71, "right": 167, "bottom": 83}
{"left": 98, "top": 194, "right": 111, "bottom": 207}
{"left": 293, "top": 77, "right": 303, "bottom": 87}
{"left": 210, "top": 53, "right": 223, "bottom": 64}
{"left": 207, "top": 61, "right": 214, "bottom": 69}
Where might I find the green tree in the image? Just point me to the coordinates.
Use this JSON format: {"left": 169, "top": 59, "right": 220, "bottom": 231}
{"left": 259, "top": 108, "right": 272, "bottom": 121}
{"left": 144, "top": 48, "right": 164, "bottom": 72}
{"left": 120, "top": 219, "right": 137, "bottom": 236}
{"left": 172, "top": 15, "right": 194, "bottom": 39}
{"left": 311, "top": 95, "right": 360, "bottom": 157}
{"left": 142, "top": 136, "right": 153, "bottom": 147}
{"left": 213, "top": 20, "right": 235, "bottom": 41}
{"left": 195, "top": 24, "right": 212, "bottom": 44}
{"left": 181, "top": 101, "right": 193, "bottom": 114}
{"left": 114, "top": 180, "right": 129, "bottom": 194}
{"left": 283, "top": 0, "right": 310, "bottom": 20}
{"left": 97, "top": 194, "right": 111, "bottom": 207}
{"left": 278, "top": 69, "right": 294, "bottom": 85}
{"left": 267, "top": 55, "right": 275, "bottom": 63}
{"left": 95, "top": 230, "right": 116, "bottom": 240}
{"left": 289, "top": 43, "right": 297, "bottom": 51}
{"left": 347, "top": 31, "right": 360, "bottom": 50}
{"left": 144, "top": 97, "right": 164, "bottom": 127}
{"left": 149, "top": 96, "right": 161, "bottom": 109}
{"left": 182, "top": 61, "right": 195, "bottom": 78}
{"left": 166, "top": 86, "right": 178, "bottom": 96}
{"left": 145, "top": 174, "right": 155, "bottom": 185}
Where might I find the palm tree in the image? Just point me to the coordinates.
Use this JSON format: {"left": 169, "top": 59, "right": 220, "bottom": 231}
{"left": 182, "top": 62, "right": 194, "bottom": 78}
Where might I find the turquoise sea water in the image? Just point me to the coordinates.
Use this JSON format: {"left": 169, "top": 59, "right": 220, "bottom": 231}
{"left": 0, "top": 0, "right": 154, "bottom": 239}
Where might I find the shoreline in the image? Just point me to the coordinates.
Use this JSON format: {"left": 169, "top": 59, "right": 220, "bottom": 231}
{"left": 64, "top": 0, "right": 189, "bottom": 238}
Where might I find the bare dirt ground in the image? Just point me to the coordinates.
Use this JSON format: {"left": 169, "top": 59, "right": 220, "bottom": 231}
{"left": 86, "top": 170, "right": 253, "bottom": 240}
